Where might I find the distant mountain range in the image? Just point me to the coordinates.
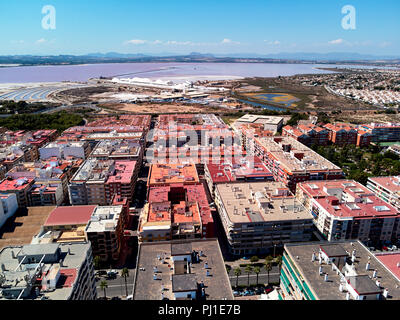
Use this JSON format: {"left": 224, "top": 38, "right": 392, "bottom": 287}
{"left": 0, "top": 52, "right": 399, "bottom": 66}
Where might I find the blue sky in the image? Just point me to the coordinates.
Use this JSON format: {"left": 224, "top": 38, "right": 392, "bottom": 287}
{"left": 0, "top": 0, "right": 399, "bottom": 56}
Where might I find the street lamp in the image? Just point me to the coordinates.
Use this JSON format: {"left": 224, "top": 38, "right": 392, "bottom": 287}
{"left": 273, "top": 244, "right": 277, "bottom": 258}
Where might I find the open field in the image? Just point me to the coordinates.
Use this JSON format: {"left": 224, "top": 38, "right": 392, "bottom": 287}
{"left": 234, "top": 77, "right": 376, "bottom": 112}
{"left": 99, "top": 102, "right": 256, "bottom": 114}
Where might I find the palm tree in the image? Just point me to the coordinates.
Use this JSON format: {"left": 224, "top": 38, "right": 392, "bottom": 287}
{"left": 245, "top": 265, "right": 253, "bottom": 287}
{"left": 250, "top": 256, "right": 259, "bottom": 264}
{"left": 121, "top": 268, "right": 130, "bottom": 297}
{"left": 265, "top": 261, "right": 272, "bottom": 286}
{"left": 265, "top": 255, "right": 273, "bottom": 265}
{"left": 276, "top": 256, "right": 283, "bottom": 274}
{"left": 253, "top": 266, "right": 261, "bottom": 286}
{"left": 100, "top": 280, "right": 108, "bottom": 299}
{"left": 234, "top": 267, "right": 242, "bottom": 288}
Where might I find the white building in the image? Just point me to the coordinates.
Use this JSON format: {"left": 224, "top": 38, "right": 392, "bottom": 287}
{"left": 0, "top": 193, "right": 19, "bottom": 230}
{"left": 40, "top": 141, "right": 91, "bottom": 160}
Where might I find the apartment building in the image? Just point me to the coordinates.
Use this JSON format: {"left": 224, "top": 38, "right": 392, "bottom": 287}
{"left": 296, "top": 180, "right": 400, "bottom": 244}
{"left": 249, "top": 136, "right": 344, "bottom": 193}
{"left": 148, "top": 163, "right": 200, "bottom": 188}
{"left": 283, "top": 124, "right": 329, "bottom": 147}
{"left": 367, "top": 176, "right": 400, "bottom": 211}
{"left": 28, "top": 181, "right": 64, "bottom": 207}
{"left": 133, "top": 240, "right": 233, "bottom": 300}
{"left": 214, "top": 181, "right": 314, "bottom": 257}
{"left": 0, "top": 143, "right": 39, "bottom": 171}
{"left": 323, "top": 123, "right": 372, "bottom": 147}
{"left": 233, "top": 114, "right": 284, "bottom": 133}
{"left": 280, "top": 241, "right": 400, "bottom": 300}
{"left": 89, "top": 139, "right": 142, "bottom": 162}
{"left": 85, "top": 205, "right": 127, "bottom": 262}
{"left": 0, "top": 177, "right": 35, "bottom": 207}
{"left": 0, "top": 242, "right": 97, "bottom": 300}
{"left": 7, "top": 160, "right": 77, "bottom": 205}
{"left": 138, "top": 184, "right": 214, "bottom": 242}
{"left": 68, "top": 159, "right": 115, "bottom": 206}
{"left": 31, "top": 205, "right": 97, "bottom": 244}
{"left": 360, "top": 122, "right": 400, "bottom": 143}
{"left": 0, "top": 193, "right": 18, "bottom": 230}
{"left": 104, "top": 161, "right": 139, "bottom": 204}
{"left": 205, "top": 156, "right": 274, "bottom": 197}
{"left": 39, "top": 141, "right": 92, "bottom": 160}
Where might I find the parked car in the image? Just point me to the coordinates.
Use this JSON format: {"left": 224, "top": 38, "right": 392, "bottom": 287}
{"left": 233, "top": 291, "right": 240, "bottom": 297}
{"left": 95, "top": 270, "right": 107, "bottom": 277}
{"left": 382, "top": 246, "right": 389, "bottom": 251}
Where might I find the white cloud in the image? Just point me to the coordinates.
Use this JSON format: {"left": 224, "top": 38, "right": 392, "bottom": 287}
{"left": 36, "top": 38, "right": 47, "bottom": 44}
{"left": 124, "top": 39, "right": 147, "bottom": 45}
{"left": 221, "top": 38, "right": 240, "bottom": 45}
{"left": 379, "top": 41, "right": 392, "bottom": 48}
{"left": 328, "top": 39, "right": 345, "bottom": 45}
{"left": 11, "top": 40, "right": 25, "bottom": 44}
{"left": 264, "top": 40, "right": 281, "bottom": 45}
{"left": 166, "top": 40, "right": 193, "bottom": 46}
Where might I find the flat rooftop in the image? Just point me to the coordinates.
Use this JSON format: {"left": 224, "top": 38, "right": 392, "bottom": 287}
{"left": 299, "top": 180, "right": 399, "bottom": 219}
{"left": 284, "top": 241, "right": 400, "bottom": 300}
{"left": 71, "top": 159, "right": 114, "bottom": 183}
{"left": 0, "top": 242, "right": 91, "bottom": 300}
{"left": 255, "top": 136, "right": 342, "bottom": 173}
{"left": 148, "top": 163, "right": 199, "bottom": 186}
{"left": 106, "top": 161, "right": 136, "bottom": 184}
{"left": 86, "top": 132, "right": 143, "bottom": 140}
{"left": 206, "top": 157, "right": 273, "bottom": 184}
{"left": 44, "top": 205, "right": 97, "bottom": 227}
{"left": 85, "top": 205, "right": 123, "bottom": 233}
{"left": 0, "top": 177, "right": 34, "bottom": 191}
{"left": 133, "top": 239, "right": 233, "bottom": 300}
{"left": 375, "top": 253, "right": 400, "bottom": 281}
{"left": 235, "top": 114, "right": 284, "bottom": 125}
{"left": 215, "top": 181, "right": 310, "bottom": 224}
{"left": 0, "top": 206, "right": 55, "bottom": 250}
{"left": 43, "top": 141, "right": 88, "bottom": 148}
{"left": 90, "top": 139, "right": 141, "bottom": 159}
{"left": 368, "top": 176, "right": 400, "bottom": 195}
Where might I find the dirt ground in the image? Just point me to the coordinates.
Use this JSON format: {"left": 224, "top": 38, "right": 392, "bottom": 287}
{"left": 100, "top": 102, "right": 244, "bottom": 114}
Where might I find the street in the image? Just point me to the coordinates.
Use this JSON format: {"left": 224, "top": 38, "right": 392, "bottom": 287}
{"left": 227, "top": 265, "right": 280, "bottom": 287}
{"left": 96, "top": 268, "right": 136, "bottom": 299}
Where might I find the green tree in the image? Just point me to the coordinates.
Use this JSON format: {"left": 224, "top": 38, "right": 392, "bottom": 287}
{"left": 100, "top": 280, "right": 108, "bottom": 299}
{"left": 250, "top": 256, "right": 259, "bottom": 263}
{"left": 276, "top": 256, "right": 283, "bottom": 274}
{"left": 265, "top": 261, "right": 273, "bottom": 285}
{"left": 245, "top": 265, "right": 253, "bottom": 287}
{"left": 253, "top": 266, "right": 261, "bottom": 286}
{"left": 121, "top": 268, "right": 130, "bottom": 297}
{"left": 234, "top": 267, "right": 242, "bottom": 288}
